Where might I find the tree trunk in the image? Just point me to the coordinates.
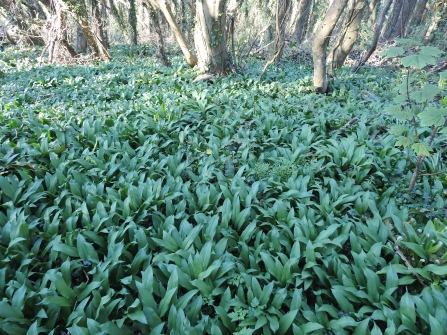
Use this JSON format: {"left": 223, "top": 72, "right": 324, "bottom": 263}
{"left": 424, "top": 0, "right": 446, "bottom": 44}
{"left": 92, "top": 0, "right": 109, "bottom": 48}
{"left": 144, "top": 1, "right": 171, "bottom": 66}
{"left": 194, "top": 0, "right": 228, "bottom": 75}
{"left": 62, "top": 0, "right": 110, "bottom": 60}
{"left": 407, "top": 0, "right": 428, "bottom": 35}
{"left": 274, "top": 0, "right": 291, "bottom": 64}
{"left": 363, "top": 0, "right": 379, "bottom": 22}
{"left": 382, "top": 0, "right": 403, "bottom": 40}
{"left": 294, "top": 0, "right": 313, "bottom": 43}
{"left": 391, "top": 0, "right": 417, "bottom": 38}
{"left": 148, "top": 0, "right": 197, "bottom": 67}
{"left": 331, "top": 0, "right": 366, "bottom": 70}
{"left": 128, "top": 0, "right": 138, "bottom": 45}
{"left": 352, "top": 0, "right": 394, "bottom": 73}
{"left": 76, "top": 24, "right": 88, "bottom": 53}
{"left": 312, "top": 0, "right": 348, "bottom": 93}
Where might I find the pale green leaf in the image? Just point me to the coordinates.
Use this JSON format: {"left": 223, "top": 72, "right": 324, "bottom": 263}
{"left": 395, "top": 136, "right": 412, "bottom": 148}
{"left": 411, "top": 142, "right": 433, "bottom": 156}
{"left": 401, "top": 54, "right": 437, "bottom": 69}
{"left": 418, "top": 107, "right": 447, "bottom": 126}
{"left": 380, "top": 47, "right": 405, "bottom": 58}
{"left": 389, "top": 125, "right": 409, "bottom": 136}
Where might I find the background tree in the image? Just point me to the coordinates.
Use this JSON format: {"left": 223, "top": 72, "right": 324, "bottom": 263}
{"left": 194, "top": 0, "right": 229, "bottom": 74}
{"left": 273, "top": 0, "right": 291, "bottom": 64}
{"left": 148, "top": 0, "right": 197, "bottom": 67}
{"left": 424, "top": 0, "right": 447, "bottom": 44}
{"left": 382, "top": 0, "right": 402, "bottom": 40}
{"left": 293, "top": 0, "right": 313, "bottom": 43}
{"left": 312, "top": 0, "right": 348, "bottom": 93}
{"left": 331, "top": 0, "right": 366, "bottom": 70}
{"left": 352, "top": 0, "right": 394, "bottom": 73}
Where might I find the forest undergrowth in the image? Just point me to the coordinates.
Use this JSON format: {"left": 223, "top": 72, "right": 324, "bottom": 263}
{"left": 0, "top": 46, "right": 447, "bottom": 335}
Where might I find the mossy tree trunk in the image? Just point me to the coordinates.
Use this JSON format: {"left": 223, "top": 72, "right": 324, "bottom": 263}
{"left": 312, "top": 0, "right": 348, "bottom": 93}
{"left": 62, "top": 0, "right": 110, "bottom": 60}
{"left": 331, "top": 0, "right": 366, "bottom": 70}
{"left": 194, "top": 0, "right": 228, "bottom": 75}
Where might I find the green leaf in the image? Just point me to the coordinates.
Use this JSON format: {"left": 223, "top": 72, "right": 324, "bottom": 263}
{"left": 401, "top": 54, "right": 437, "bottom": 69}
{"left": 389, "top": 125, "right": 409, "bottom": 136}
{"left": 380, "top": 47, "right": 405, "bottom": 58}
{"left": 300, "top": 322, "right": 324, "bottom": 333}
{"left": 400, "top": 292, "right": 415, "bottom": 324}
{"left": 395, "top": 136, "right": 412, "bottom": 148}
{"left": 418, "top": 107, "right": 447, "bottom": 127}
{"left": 0, "top": 176, "right": 15, "bottom": 199}
{"left": 419, "top": 46, "right": 443, "bottom": 58}
{"left": 410, "top": 85, "right": 441, "bottom": 103}
{"left": 329, "top": 316, "right": 358, "bottom": 329}
{"left": 400, "top": 241, "right": 429, "bottom": 260}
{"left": 52, "top": 243, "right": 79, "bottom": 258}
{"left": 278, "top": 309, "right": 298, "bottom": 335}
{"left": 411, "top": 142, "right": 433, "bottom": 156}
{"left": 158, "top": 287, "right": 177, "bottom": 317}
{"left": 39, "top": 296, "right": 73, "bottom": 307}
{"left": 77, "top": 234, "right": 99, "bottom": 262}
{"left": 423, "top": 264, "right": 447, "bottom": 275}
{"left": 128, "top": 310, "right": 148, "bottom": 324}
{"left": 429, "top": 315, "right": 444, "bottom": 335}
{"left": 385, "top": 105, "right": 412, "bottom": 121}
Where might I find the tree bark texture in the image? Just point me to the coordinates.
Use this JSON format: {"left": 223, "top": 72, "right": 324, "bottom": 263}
{"left": 392, "top": 0, "right": 417, "bottom": 38}
{"left": 92, "top": 0, "right": 109, "bottom": 48}
{"left": 76, "top": 24, "right": 87, "bottom": 53}
{"left": 62, "top": 0, "right": 110, "bottom": 60}
{"left": 331, "top": 0, "right": 366, "bottom": 70}
{"left": 293, "top": 0, "right": 313, "bottom": 43}
{"left": 144, "top": 1, "right": 171, "bottom": 66}
{"left": 382, "top": 0, "right": 403, "bottom": 40}
{"left": 148, "top": 0, "right": 197, "bottom": 67}
{"left": 407, "top": 0, "right": 428, "bottom": 35}
{"left": 128, "top": 0, "right": 138, "bottom": 45}
{"left": 352, "top": 0, "right": 394, "bottom": 73}
{"left": 312, "top": 0, "right": 348, "bottom": 93}
{"left": 274, "top": 0, "right": 291, "bottom": 64}
{"left": 363, "top": 0, "right": 379, "bottom": 22}
{"left": 194, "top": 0, "right": 228, "bottom": 75}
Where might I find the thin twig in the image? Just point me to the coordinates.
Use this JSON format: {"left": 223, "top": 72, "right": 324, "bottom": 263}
{"left": 259, "top": 42, "right": 284, "bottom": 79}
{"left": 394, "top": 246, "right": 425, "bottom": 286}
{"left": 420, "top": 169, "right": 447, "bottom": 176}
